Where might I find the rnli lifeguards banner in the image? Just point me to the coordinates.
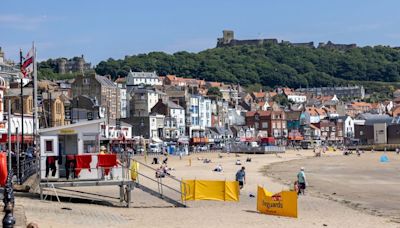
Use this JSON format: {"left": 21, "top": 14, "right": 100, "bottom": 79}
{"left": 257, "top": 186, "right": 298, "bottom": 218}
{"left": 181, "top": 180, "right": 239, "bottom": 201}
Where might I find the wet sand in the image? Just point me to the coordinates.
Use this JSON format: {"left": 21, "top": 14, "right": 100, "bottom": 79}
{"left": 264, "top": 152, "right": 400, "bottom": 223}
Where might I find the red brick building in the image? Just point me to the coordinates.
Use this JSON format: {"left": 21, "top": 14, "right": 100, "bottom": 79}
{"left": 318, "top": 118, "right": 343, "bottom": 145}
{"left": 245, "top": 110, "right": 287, "bottom": 144}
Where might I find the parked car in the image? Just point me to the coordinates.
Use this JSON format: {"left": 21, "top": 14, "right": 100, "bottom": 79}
{"left": 149, "top": 143, "right": 161, "bottom": 153}
{"left": 135, "top": 146, "right": 145, "bottom": 154}
{"left": 199, "top": 145, "right": 208, "bottom": 151}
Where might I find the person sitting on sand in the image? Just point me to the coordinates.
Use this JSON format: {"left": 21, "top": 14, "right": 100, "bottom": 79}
{"left": 152, "top": 157, "right": 159, "bottom": 164}
{"left": 213, "top": 164, "right": 223, "bottom": 172}
{"left": 297, "top": 167, "right": 307, "bottom": 195}
{"left": 235, "top": 159, "right": 241, "bottom": 165}
{"left": 156, "top": 166, "right": 165, "bottom": 178}
{"left": 163, "top": 165, "right": 169, "bottom": 174}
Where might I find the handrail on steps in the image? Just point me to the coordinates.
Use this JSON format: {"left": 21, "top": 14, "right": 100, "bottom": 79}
{"left": 131, "top": 159, "right": 189, "bottom": 207}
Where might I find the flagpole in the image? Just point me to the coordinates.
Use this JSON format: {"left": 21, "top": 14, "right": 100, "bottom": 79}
{"left": 33, "top": 42, "right": 38, "bottom": 151}
{"left": 19, "top": 49, "right": 25, "bottom": 154}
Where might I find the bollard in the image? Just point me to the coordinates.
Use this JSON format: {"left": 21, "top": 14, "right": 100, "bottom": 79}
{"left": 3, "top": 167, "right": 15, "bottom": 227}
{"left": 2, "top": 211, "right": 15, "bottom": 228}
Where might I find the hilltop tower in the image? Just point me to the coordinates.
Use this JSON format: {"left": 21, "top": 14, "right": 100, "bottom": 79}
{"left": 0, "top": 47, "right": 4, "bottom": 64}
{"left": 77, "top": 55, "right": 85, "bottom": 74}
{"left": 222, "top": 30, "right": 234, "bottom": 44}
{"left": 57, "top": 58, "right": 67, "bottom": 74}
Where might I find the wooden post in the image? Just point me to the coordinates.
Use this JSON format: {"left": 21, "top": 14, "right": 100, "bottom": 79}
{"left": 126, "top": 183, "right": 132, "bottom": 208}
{"left": 119, "top": 184, "right": 124, "bottom": 205}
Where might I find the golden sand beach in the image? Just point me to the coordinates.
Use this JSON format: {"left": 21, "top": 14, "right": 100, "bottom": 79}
{"left": 18, "top": 150, "right": 399, "bottom": 228}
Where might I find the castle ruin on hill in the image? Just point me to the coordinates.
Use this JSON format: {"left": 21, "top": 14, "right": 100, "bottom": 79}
{"left": 216, "top": 30, "right": 357, "bottom": 51}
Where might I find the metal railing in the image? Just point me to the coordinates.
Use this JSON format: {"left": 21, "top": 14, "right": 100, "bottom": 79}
{"left": 18, "top": 157, "right": 39, "bottom": 184}
{"left": 132, "top": 159, "right": 188, "bottom": 207}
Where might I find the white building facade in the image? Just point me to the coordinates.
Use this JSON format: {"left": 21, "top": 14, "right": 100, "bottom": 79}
{"left": 119, "top": 87, "right": 127, "bottom": 118}
{"left": 186, "top": 96, "right": 211, "bottom": 137}
{"left": 126, "top": 71, "right": 161, "bottom": 86}
{"left": 287, "top": 94, "right": 307, "bottom": 103}
{"left": 343, "top": 116, "right": 355, "bottom": 138}
{"left": 170, "top": 106, "right": 185, "bottom": 137}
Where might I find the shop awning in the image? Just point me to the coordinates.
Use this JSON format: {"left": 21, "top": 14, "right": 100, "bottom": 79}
{"left": 240, "top": 137, "right": 256, "bottom": 142}
{"left": 0, "top": 134, "right": 34, "bottom": 143}
{"left": 151, "top": 137, "right": 163, "bottom": 143}
{"left": 177, "top": 137, "right": 189, "bottom": 144}
{"left": 191, "top": 137, "right": 209, "bottom": 144}
{"left": 288, "top": 136, "right": 304, "bottom": 141}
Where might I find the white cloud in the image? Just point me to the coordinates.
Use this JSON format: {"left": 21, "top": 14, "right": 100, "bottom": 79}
{"left": 0, "top": 14, "right": 48, "bottom": 31}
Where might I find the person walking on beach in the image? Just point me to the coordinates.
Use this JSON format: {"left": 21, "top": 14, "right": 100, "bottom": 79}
{"left": 236, "top": 166, "right": 246, "bottom": 189}
{"left": 297, "top": 167, "right": 307, "bottom": 195}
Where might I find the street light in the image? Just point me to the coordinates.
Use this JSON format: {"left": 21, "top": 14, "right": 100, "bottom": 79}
{"left": 7, "top": 102, "right": 11, "bottom": 172}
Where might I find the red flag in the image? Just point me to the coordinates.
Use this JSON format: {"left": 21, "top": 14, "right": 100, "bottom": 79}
{"left": 21, "top": 48, "right": 34, "bottom": 77}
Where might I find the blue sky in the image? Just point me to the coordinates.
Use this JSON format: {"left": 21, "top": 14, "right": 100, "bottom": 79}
{"left": 1, "top": 0, "right": 399, "bottom": 64}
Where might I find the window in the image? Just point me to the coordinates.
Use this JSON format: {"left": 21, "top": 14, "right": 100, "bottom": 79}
{"left": 83, "top": 78, "right": 90, "bottom": 85}
{"left": 45, "top": 140, "right": 54, "bottom": 153}
{"left": 15, "top": 100, "right": 20, "bottom": 111}
{"left": 83, "top": 134, "right": 98, "bottom": 153}
{"left": 56, "top": 103, "right": 62, "bottom": 114}
{"left": 28, "top": 100, "right": 33, "bottom": 112}
{"left": 262, "top": 122, "right": 268, "bottom": 129}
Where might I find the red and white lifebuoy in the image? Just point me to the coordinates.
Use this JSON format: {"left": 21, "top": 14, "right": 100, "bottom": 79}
{"left": 0, "top": 152, "right": 8, "bottom": 186}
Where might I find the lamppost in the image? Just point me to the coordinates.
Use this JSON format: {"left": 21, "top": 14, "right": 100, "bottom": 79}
{"left": 7, "top": 102, "right": 11, "bottom": 172}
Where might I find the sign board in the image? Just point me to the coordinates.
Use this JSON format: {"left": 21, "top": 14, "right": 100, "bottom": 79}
{"left": 87, "top": 112, "right": 93, "bottom": 121}
{"left": 59, "top": 129, "right": 76, "bottom": 135}
{"left": 257, "top": 186, "right": 298, "bottom": 218}
{"left": 65, "top": 108, "right": 71, "bottom": 121}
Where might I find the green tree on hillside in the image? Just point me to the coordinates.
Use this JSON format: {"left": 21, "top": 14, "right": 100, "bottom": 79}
{"left": 207, "top": 87, "right": 222, "bottom": 97}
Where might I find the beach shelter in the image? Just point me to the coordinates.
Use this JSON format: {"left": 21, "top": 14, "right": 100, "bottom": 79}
{"left": 380, "top": 154, "right": 389, "bottom": 163}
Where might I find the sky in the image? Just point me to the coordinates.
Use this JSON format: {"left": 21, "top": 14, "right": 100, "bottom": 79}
{"left": 1, "top": 0, "right": 400, "bottom": 65}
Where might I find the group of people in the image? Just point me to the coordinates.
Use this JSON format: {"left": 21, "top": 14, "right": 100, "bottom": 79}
{"left": 155, "top": 165, "right": 173, "bottom": 178}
